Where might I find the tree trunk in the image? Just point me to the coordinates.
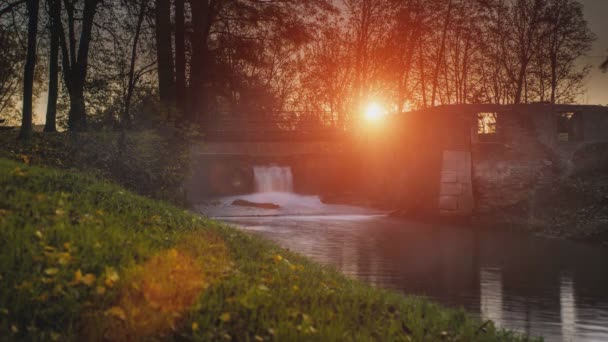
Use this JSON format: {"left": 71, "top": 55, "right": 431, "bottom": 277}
{"left": 430, "top": 0, "right": 452, "bottom": 107}
{"left": 155, "top": 0, "right": 175, "bottom": 113}
{"left": 174, "top": 0, "right": 186, "bottom": 115}
{"left": 418, "top": 39, "right": 427, "bottom": 108}
{"left": 514, "top": 63, "right": 527, "bottom": 104}
{"left": 123, "top": 0, "right": 147, "bottom": 128}
{"left": 189, "top": 0, "right": 212, "bottom": 123}
{"left": 18, "top": 0, "right": 40, "bottom": 141}
{"left": 64, "top": 0, "right": 99, "bottom": 131}
{"left": 44, "top": 0, "right": 60, "bottom": 132}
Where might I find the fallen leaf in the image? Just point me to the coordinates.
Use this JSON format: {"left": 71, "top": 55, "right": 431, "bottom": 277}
{"left": 82, "top": 273, "right": 96, "bottom": 286}
{"left": 105, "top": 307, "right": 127, "bottom": 321}
{"left": 220, "top": 312, "right": 231, "bottom": 323}
{"left": 44, "top": 268, "right": 59, "bottom": 276}
{"left": 104, "top": 267, "right": 119, "bottom": 288}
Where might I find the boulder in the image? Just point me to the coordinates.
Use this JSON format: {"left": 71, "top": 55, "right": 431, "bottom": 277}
{"left": 232, "top": 199, "right": 280, "bottom": 210}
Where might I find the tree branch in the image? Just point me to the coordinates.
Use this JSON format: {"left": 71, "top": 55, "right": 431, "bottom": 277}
{"left": 0, "top": 0, "right": 25, "bottom": 17}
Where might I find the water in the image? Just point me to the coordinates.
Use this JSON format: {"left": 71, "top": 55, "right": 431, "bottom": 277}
{"left": 253, "top": 166, "right": 294, "bottom": 193}
{"left": 198, "top": 166, "right": 608, "bottom": 342}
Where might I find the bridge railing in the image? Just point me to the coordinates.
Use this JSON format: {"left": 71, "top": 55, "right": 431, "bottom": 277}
{"left": 201, "top": 111, "right": 348, "bottom": 141}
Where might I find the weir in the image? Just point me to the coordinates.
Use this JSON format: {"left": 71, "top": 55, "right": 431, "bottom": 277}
{"left": 253, "top": 166, "right": 294, "bottom": 193}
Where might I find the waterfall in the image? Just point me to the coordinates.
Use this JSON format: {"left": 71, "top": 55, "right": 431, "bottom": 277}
{"left": 253, "top": 166, "right": 294, "bottom": 193}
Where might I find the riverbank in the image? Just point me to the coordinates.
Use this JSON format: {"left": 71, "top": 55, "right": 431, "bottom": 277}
{"left": 0, "top": 158, "right": 532, "bottom": 340}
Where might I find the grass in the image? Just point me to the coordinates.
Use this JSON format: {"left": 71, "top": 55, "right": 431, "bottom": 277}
{"left": 0, "top": 130, "right": 190, "bottom": 205}
{"left": 0, "top": 158, "right": 534, "bottom": 341}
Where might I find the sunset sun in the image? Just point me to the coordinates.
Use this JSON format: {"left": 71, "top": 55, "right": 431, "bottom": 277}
{"left": 364, "top": 102, "right": 386, "bottom": 122}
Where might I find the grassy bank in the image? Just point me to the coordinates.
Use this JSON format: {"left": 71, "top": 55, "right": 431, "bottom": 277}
{"left": 0, "top": 158, "right": 532, "bottom": 341}
{"left": 0, "top": 130, "right": 190, "bottom": 205}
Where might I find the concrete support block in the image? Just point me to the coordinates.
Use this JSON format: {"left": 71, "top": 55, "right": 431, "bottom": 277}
{"left": 441, "top": 171, "right": 458, "bottom": 183}
{"left": 439, "top": 196, "right": 459, "bottom": 210}
{"left": 440, "top": 183, "right": 462, "bottom": 196}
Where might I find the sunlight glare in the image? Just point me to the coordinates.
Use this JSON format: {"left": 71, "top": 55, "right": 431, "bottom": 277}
{"left": 364, "top": 102, "right": 386, "bottom": 122}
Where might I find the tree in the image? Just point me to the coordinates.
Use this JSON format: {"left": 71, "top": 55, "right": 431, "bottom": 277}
{"left": 0, "top": 0, "right": 25, "bottom": 17}
{"left": 174, "top": 0, "right": 185, "bottom": 115}
{"left": 56, "top": 0, "right": 102, "bottom": 131}
{"left": 154, "top": 0, "right": 174, "bottom": 116}
{"left": 44, "top": 0, "right": 60, "bottom": 132}
{"left": 122, "top": 0, "right": 148, "bottom": 127}
{"left": 542, "top": 0, "right": 593, "bottom": 103}
{"left": 18, "top": 0, "right": 39, "bottom": 141}
{"left": 0, "top": 25, "right": 26, "bottom": 120}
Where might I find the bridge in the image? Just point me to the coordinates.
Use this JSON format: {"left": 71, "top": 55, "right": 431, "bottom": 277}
{"left": 201, "top": 111, "right": 348, "bottom": 142}
{"left": 187, "top": 104, "right": 608, "bottom": 219}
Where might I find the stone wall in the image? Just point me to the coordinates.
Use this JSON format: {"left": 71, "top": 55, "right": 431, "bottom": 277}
{"left": 468, "top": 105, "right": 608, "bottom": 214}
{"left": 471, "top": 112, "right": 556, "bottom": 213}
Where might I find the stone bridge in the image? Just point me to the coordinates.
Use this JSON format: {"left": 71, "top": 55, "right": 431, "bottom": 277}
{"left": 185, "top": 104, "right": 608, "bottom": 218}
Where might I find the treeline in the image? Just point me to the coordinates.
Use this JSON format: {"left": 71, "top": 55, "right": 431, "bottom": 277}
{"left": 0, "top": 0, "right": 598, "bottom": 138}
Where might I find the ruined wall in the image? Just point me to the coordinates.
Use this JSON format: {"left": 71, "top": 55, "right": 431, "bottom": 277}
{"left": 470, "top": 105, "right": 608, "bottom": 214}
{"left": 471, "top": 112, "right": 556, "bottom": 213}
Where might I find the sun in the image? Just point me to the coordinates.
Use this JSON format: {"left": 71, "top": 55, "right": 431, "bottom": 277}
{"left": 364, "top": 102, "right": 386, "bottom": 122}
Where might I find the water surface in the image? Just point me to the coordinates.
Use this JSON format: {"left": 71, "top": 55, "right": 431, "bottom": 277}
{"left": 199, "top": 169, "right": 608, "bottom": 342}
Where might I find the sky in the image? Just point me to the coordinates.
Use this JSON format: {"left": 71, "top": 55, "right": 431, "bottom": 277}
{"left": 32, "top": 0, "right": 608, "bottom": 123}
{"left": 578, "top": 0, "right": 608, "bottom": 105}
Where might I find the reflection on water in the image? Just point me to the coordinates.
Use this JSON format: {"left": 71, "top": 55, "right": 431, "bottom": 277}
{"left": 200, "top": 195, "right": 608, "bottom": 342}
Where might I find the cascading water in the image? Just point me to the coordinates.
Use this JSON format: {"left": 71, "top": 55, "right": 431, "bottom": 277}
{"left": 199, "top": 164, "right": 376, "bottom": 217}
{"left": 253, "top": 166, "right": 294, "bottom": 193}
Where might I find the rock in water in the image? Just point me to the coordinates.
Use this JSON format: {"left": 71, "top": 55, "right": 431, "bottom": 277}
{"left": 232, "top": 199, "right": 280, "bottom": 210}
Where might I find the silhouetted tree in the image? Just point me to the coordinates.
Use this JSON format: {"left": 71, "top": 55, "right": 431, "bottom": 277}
{"left": 154, "top": 0, "right": 174, "bottom": 116}
{"left": 18, "top": 0, "right": 39, "bottom": 141}
{"left": 44, "top": 0, "right": 60, "bottom": 132}
{"left": 174, "top": 0, "right": 185, "bottom": 115}
{"left": 57, "top": 0, "right": 103, "bottom": 131}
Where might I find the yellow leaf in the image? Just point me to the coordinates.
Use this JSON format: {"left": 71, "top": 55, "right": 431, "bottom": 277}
{"left": 11, "top": 324, "right": 18, "bottom": 333}
{"left": 82, "top": 273, "right": 96, "bottom": 286}
{"left": 273, "top": 254, "right": 283, "bottom": 263}
{"left": 44, "top": 268, "right": 59, "bottom": 276}
{"left": 104, "top": 267, "right": 119, "bottom": 288}
{"left": 96, "top": 286, "right": 106, "bottom": 296}
{"left": 50, "top": 332, "right": 61, "bottom": 341}
{"left": 105, "top": 307, "right": 127, "bottom": 321}
{"left": 191, "top": 322, "right": 199, "bottom": 331}
{"left": 41, "top": 277, "right": 55, "bottom": 284}
{"left": 58, "top": 253, "right": 71, "bottom": 265}
{"left": 220, "top": 312, "right": 231, "bottom": 323}
{"left": 35, "top": 231, "right": 43, "bottom": 239}
{"left": 254, "top": 335, "right": 264, "bottom": 341}
{"left": 71, "top": 269, "right": 83, "bottom": 285}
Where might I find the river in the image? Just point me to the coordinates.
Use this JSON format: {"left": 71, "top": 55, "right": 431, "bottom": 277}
{"left": 198, "top": 167, "right": 608, "bottom": 342}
